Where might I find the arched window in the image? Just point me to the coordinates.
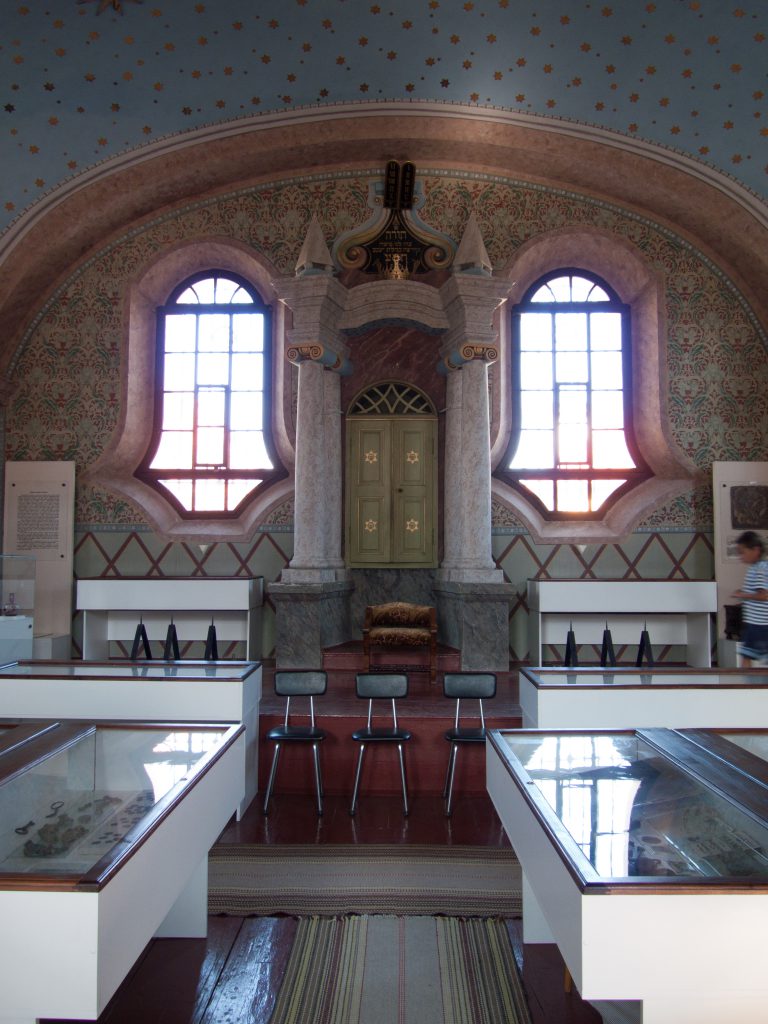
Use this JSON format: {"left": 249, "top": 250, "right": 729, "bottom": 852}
{"left": 502, "top": 269, "right": 650, "bottom": 518}
{"left": 135, "top": 270, "right": 284, "bottom": 517}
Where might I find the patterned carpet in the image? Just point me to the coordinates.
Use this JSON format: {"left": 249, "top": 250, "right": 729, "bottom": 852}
{"left": 208, "top": 844, "right": 522, "bottom": 917}
{"left": 269, "top": 915, "right": 532, "bottom": 1024}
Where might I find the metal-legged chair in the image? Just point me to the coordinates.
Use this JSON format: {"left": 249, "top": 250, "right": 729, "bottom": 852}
{"left": 263, "top": 670, "right": 327, "bottom": 816}
{"left": 442, "top": 672, "right": 497, "bottom": 816}
{"left": 350, "top": 672, "right": 411, "bottom": 816}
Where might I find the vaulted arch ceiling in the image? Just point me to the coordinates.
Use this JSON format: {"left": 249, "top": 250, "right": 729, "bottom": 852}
{"left": 1, "top": 2, "right": 766, "bottom": 374}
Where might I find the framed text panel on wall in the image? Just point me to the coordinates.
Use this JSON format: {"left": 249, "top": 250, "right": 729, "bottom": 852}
{"left": 3, "top": 461, "right": 75, "bottom": 642}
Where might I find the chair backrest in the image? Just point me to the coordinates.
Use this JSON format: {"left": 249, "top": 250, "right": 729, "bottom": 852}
{"left": 274, "top": 670, "right": 327, "bottom": 729}
{"left": 443, "top": 672, "right": 496, "bottom": 701}
{"left": 365, "top": 603, "right": 435, "bottom": 629}
{"left": 355, "top": 673, "right": 408, "bottom": 731}
{"left": 444, "top": 672, "right": 496, "bottom": 731}
{"left": 274, "top": 670, "right": 328, "bottom": 697}
{"left": 355, "top": 672, "right": 408, "bottom": 700}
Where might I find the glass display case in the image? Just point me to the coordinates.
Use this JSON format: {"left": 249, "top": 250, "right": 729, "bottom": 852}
{"left": 518, "top": 665, "right": 768, "bottom": 729}
{"left": 0, "top": 718, "right": 245, "bottom": 1024}
{"left": 0, "top": 659, "right": 262, "bottom": 819}
{"left": 671, "top": 728, "right": 768, "bottom": 792}
{"left": 493, "top": 728, "right": 768, "bottom": 882}
{"left": 486, "top": 726, "right": 768, "bottom": 1024}
{"left": 0, "top": 720, "right": 240, "bottom": 885}
{"left": 0, "top": 553, "right": 35, "bottom": 661}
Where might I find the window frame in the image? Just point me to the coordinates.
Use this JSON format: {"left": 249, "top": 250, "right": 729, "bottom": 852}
{"left": 135, "top": 268, "right": 287, "bottom": 521}
{"left": 501, "top": 267, "right": 651, "bottom": 521}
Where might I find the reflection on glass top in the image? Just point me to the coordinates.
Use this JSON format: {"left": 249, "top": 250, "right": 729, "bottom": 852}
{"left": 500, "top": 732, "right": 768, "bottom": 880}
{"left": 0, "top": 660, "right": 256, "bottom": 681}
{"left": 0, "top": 726, "right": 228, "bottom": 877}
{"left": 719, "top": 732, "right": 768, "bottom": 763}
{"left": 523, "top": 670, "right": 768, "bottom": 688}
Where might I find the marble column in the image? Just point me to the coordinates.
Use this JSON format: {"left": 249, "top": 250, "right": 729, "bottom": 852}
{"left": 289, "top": 356, "right": 327, "bottom": 572}
{"left": 272, "top": 351, "right": 351, "bottom": 666}
{"left": 435, "top": 259, "right": 512, "bottom": 670}
{"left": 442, "top": 354, "right": 498, "bottom": 576}
{"left": 269, "top": 247, "right": 353, "bottom": 666}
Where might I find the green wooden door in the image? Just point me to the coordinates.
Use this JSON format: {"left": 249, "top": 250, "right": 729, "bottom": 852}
{"left": 347, "top": 415, "right": 436, "bottom": 567}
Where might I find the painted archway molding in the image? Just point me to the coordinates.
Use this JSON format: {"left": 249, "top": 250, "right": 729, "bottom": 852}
{"left": 81, "top": 239, "right": 295, "bottom": 542}
{"left": 1, "top": 102, "right": 766, "bottom": 383}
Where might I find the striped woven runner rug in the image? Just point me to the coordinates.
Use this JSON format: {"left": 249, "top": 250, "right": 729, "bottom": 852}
{"left": 208, "top": 844, "right": 521, "bottom": 917}
{"left": 270, "top": 915, "right": 532, "bottom": 1024}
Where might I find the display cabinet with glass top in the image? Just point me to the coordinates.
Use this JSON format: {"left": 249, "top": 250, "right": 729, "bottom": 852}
{"left": 0, "top": 719, "right": 244, "bottom": 1024}
{"left": 0, "top": 659, "right": 261, "bottom": 817}
{"left": 0, "top": 553, "right": 35, "bottom": 661}
{"left": 519, "top": 665, "right": 768, "bottom": 729}
{"left": 487, "top": 727, "right": 768, "bottom": 1024}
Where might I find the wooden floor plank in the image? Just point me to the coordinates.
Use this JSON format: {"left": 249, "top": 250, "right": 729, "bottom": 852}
{"left": 200, "top": 916, "right": 298, "bottom": 1024}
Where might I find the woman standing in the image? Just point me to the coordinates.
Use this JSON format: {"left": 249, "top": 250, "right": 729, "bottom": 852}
{"left": 732, "top": 530, "right": 768, "bottom": 666}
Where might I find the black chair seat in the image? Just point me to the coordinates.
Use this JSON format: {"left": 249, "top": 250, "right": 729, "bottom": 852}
{"left": 263, "top": 670, "right": 327, "bottom": 816}
{"left": 350, "top": 672, "right": 411, "bottom": 816}
{"left": 445, "top": 727, "right": 486, "bottom": 744}
{"left": 266, "top": 725, "right": 326, "bottom": 743}
{"left": 442, "top": 672, "right": 497, "bottom": 817}
{"left": 352, "top": 727, "right": 412, "bottom": 743}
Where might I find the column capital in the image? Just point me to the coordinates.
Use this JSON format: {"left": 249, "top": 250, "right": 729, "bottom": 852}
{"left": 438, "top": 273, "right": 509, "bottom": 371}
{"left": 285, "top": 342, "right": 349, "bottom": 373}
{"left": 440, "top": 341, "right": 499, "bottom": 372}
{"left": 276, "top": 273, "right": 351, "bottom": 371}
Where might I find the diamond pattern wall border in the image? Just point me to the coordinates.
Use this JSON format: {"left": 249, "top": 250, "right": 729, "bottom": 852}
{"left": 74, "top": 527, "right": 712, "bottom": 664}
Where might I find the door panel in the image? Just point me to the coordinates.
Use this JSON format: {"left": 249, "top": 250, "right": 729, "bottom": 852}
{"left": 347, "top": 416, "right": 436, "bottom": 567}
{"left": 348, "top": 422, "right": 391, "bottom": 563}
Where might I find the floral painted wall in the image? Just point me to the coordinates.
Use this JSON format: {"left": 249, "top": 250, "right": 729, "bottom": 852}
{"left": 6, "top": 169, "right": 767, "bottom": 660}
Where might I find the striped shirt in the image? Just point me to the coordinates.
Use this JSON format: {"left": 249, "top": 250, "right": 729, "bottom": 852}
{"left": 741, "top": 559, "right": 768, "bottom": 625}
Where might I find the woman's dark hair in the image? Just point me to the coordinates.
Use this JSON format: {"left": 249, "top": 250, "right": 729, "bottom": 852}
{"left": 736, "top": 530, "right": 765, "bottom": 554}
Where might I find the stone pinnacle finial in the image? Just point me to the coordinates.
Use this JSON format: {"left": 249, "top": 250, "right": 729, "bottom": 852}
{"left": 295, "top": 216, "right": 334, "bottom": 276}
{"left": 453, "top": 212, "right": 492, "bottom": 276}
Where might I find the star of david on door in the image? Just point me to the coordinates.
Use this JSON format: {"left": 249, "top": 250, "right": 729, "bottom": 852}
{"left": 405, "top": 519, "right": 419, "bottom": 533}
{"left": 364, "top": 519, "right": 378, "bottom": 533}
{"left": 365, "top": 450, "right": 378, "bottom": 464}
{"left": 406, "top": 450, "right": 419, "bottom": 464}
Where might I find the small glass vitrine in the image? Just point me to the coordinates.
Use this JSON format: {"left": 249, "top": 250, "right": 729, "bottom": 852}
{"left": 491, "top": 728, "right": 768, "bottom": 884}
{"left": 0, "top": 720, "right": 241, "bottom": 885}
{"left": 0, "top": 553, "right": 35, "bottom": 661}
{"left": 487, "top": 727, "right": 768, "bottom": 1023}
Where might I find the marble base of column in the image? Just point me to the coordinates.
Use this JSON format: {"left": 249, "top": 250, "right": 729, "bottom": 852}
{"left": 268, "top": 580, "right": 353, "bottom": 669}
{"left": 433, "top": 580, "right": 514, "bottom": 672}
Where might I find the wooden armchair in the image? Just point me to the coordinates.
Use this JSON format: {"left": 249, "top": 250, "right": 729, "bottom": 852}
{"left": 362, "top": 601, "right": 437, "bottom": 683}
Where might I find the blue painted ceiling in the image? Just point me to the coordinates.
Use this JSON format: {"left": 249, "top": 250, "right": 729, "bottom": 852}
{"left": 2, "top": 0, "right": 766, "bottom": 237}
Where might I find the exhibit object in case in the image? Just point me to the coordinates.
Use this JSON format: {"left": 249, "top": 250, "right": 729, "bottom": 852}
{"left": 76, "top": 576, "right": 264, "bottom": 660}
{"left": 0, "top": 553, "right": 35, "bottom": 661}
{"left": 519, "top": 665, "right": 768, "bottom": 728}
{"left": 0, "top": 659, "right": 261, "bottom": 818}
{"left": 0, "top": 719, "right": 244, "bottom": 1024}
{"left": 487, "top": 726, "right": 768, "bottom": 1024}
{"left": 527, "top": 579, "right": 717, "bottom": 668}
